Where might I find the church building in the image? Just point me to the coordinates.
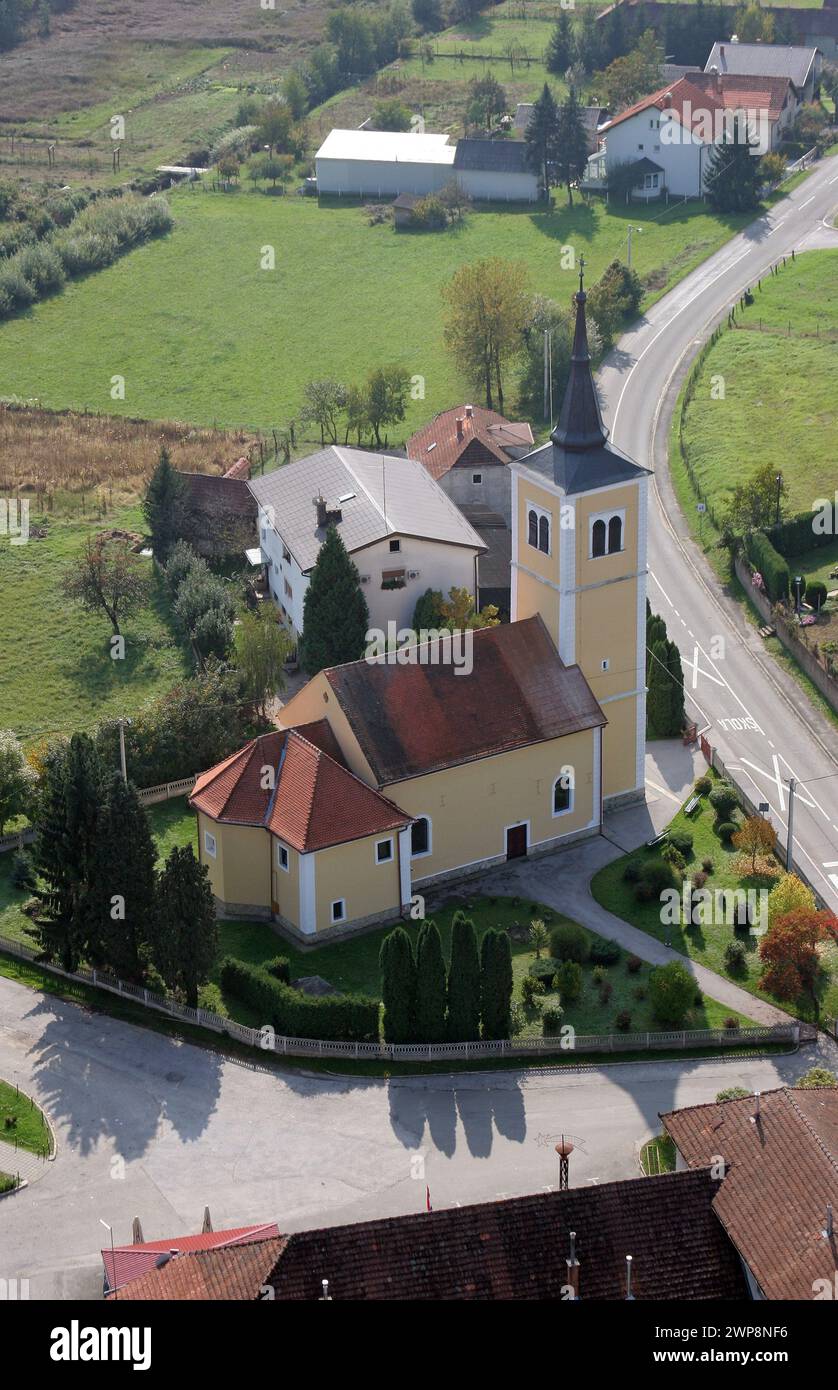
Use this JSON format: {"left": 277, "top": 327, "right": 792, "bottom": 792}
{"left": 189, "top": 273, "right": 650, "bottom": 941}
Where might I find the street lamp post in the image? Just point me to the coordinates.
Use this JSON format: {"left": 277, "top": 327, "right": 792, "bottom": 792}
{"left": 794, "top": 575, "right": 803, "bottom": 618}
{"left": 100, "top": 1220, "right": 117, "bottom": 1299}
{"left": 627, "top": 225, "right": 642, "bottom": 268}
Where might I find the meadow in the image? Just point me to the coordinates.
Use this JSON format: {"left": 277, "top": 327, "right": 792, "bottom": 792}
{"left": 680, "top": 249, "right": 838, "bottom": 518}
{"left": 0, "top": 186, "right": 764, "bottom": 437}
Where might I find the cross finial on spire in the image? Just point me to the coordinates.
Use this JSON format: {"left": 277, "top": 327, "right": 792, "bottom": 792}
{"left": 578, "top": 256, "right": 585, "bottom": 296}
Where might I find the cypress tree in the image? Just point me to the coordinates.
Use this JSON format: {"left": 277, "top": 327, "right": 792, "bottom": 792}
{"left": 379, "top": 926, "right": 417, "bottom": 1044}
{"left": 666, "top": 640, "right": 686, "bottom": 734}
{"left": 447, "top": 911, "right": 481, "bottom": 1041}
{"left": 33, "top": 734, "right": 104, "bottom": 972}
{"left": 415, "top": 919, "right": 447, "bottom": 1042}
{"left": 480, "top": 928, "right": 513, "bottom": 1041}
{"left": 300, "top": 525, "right": 370, "bottom": 675}
{"left": 647, "top": 638, "right": 672, "bottom": 737}
{"left": 142, "top": 446, "right": 186, "bottom": 560}
{"left": 705, "top": 116, "right": 761, "bottom": 213}
{"left": 89, "top": 771, "right": 158, "bottom": 981}
{"left": 151, "top": 845, "right": 218, "bottom": 1008}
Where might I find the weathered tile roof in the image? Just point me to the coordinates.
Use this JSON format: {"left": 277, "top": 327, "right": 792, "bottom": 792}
{"left": 190, "top": 722, "right": 410, "bottom": 851}
{"left": 323, "top": 616, "right": 605, "bottom": 786}
{"left": 407, "top": 405, "right": 533, "bottom": 481}
{"left": 602, "top": 73, "right": 791, "bottom": 134}
{"left": 248, "top": 446, "right": 485, "bottom": 573}
{"left": 662, "top": 1086, "right": 838, "bottom": 1300}
{"left": 102, "top": 1224, "right": 280, "bottom": 1293}
{"left": 109, "top": 1170, "right": 748, "bottom": 1301}
{"left": 180, "top": 472, "right": 256, "bottom": 518}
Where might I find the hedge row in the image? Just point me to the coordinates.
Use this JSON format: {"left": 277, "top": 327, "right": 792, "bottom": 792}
{"left": 219, "top": 957, "right": 380, "bottom": 1042}
{"left": 745, "top": 530, "right": 789, "bottom": 603}
{"left": 766, "top": 503, "right": 837, "bottom": 559}
{"left": 0, "top": 195, "right": 173, "bottom": 320}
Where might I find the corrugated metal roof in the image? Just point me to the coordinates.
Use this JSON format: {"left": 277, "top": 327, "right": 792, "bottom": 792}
{"left": 248, "top": 446, "right": 485, "bottom": 573}
{"left": 452, "top": 138, "right": 531, "bottom": 173}
{"left": 315, "top": 129, "right": 456, "bottom": 166}
{"left": 706, "top": 40, "right": 818, "bottom": 90}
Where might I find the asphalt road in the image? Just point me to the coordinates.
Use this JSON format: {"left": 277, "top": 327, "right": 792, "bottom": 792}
{"left": 0, "top": 975, "right": 834, "bottom": 1300}
{"left": 597, "top": 155, "right": 838, "bottom": 913}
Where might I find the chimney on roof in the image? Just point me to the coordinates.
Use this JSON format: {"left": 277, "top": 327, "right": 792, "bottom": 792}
{"left": 719, "top": 44, "right": 726, "bottom": 63}
{"left": 455, "top": 416, "right": 465, "bottom": 441}
{"left": 823, "top": 1205, "right": 834, "bottom": 1240}
{"left": 751, "top": 1091, "right": 761, "bottom": 1124}
{"left": 320, "top": 1278, "right": 332, "bottom": 1301}
{"left": 465, "top": 404, "right": 474, "bottom": 419}
{"left": 625, "top": 1254, "right": 635, "bottom": 1301}
{"left": 169, "top": 1249, "right": 180, "bottom": 1258}
{"left": 566, "top": 1230, "right": 580, "bottom": 1300}
{"left": 313, "top": 494, "right": 342, "bottom": 529}
{"left": 708, "top": 64, "right": 721, "bottom": 95}
{"left": 663, "top": 91, "right": 673, "bottom": 108}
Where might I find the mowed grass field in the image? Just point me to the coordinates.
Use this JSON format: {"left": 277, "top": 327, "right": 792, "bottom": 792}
{"left": 681, "top": 250, "right": 838, "bottom": 518}
{"left": 0, "top": 504, "right": 190, "bottom": 739}
{"left": 0, "top": 187, "right": 762, "bottom": 435}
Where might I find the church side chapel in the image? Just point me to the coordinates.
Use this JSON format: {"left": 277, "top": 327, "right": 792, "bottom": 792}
{"left": 190, "top": 267, "right": 651, "bottom": 941}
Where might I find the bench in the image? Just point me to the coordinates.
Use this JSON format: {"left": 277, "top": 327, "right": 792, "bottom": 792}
{"left": 645, "top": 831, "right": 668, "bottom": 849}
{"left": 758, "top": 625, "right": 776, "bottom": 639}
{"left": 684, "top": 795, "right": 701, "bottom": 817}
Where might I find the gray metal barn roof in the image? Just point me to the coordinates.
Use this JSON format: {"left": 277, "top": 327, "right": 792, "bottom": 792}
{"left": 705, "top": 41, "right": 820, "bottom": 91}
{"left": 453, "top": 138, "right": 531, "bottom": 173}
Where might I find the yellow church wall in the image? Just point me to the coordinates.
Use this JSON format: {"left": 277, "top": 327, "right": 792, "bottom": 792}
{"left": 600, "top": 694, "right": 640, "bottom": 800}
{"left": 197, "top": 813, "right": 272, "bottom": 911}
{"left": 515, "top": 475, "right": 563, "bottom": 584}
{"left": 312, "top": 833, "right": 403, "bottom": 933}
{"left": 387, "top": 730, "right": 598, "bottom": 882}
{"left": 278, "top": 671, "right": 376, "bottom": 784}
{"left": 575, "top": 483, "right": 640, "bottom": 590}
{"left": 270, "top": 833, "right": 300, "bottom": 928}
{"left": 513, "top": 567, "right": 560, "bottom": 640}
{"left": 576, "top": 575, "right": 640, "bottom": 704}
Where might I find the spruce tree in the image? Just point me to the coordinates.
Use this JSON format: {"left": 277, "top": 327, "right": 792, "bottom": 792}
{"left": 555, "top": 88, "right": 589, "bottom": 207}
{"left": 142, "top": 446, "right": 186, "bottom": 560}
{"left": 546, "top": 13, "right": 572, "bottom": 75}
{"left": 480, "top": 928, "right": 513, "bottom": 1041}
{"left": 89, "top": 772, "right": 158, "bottom": 981}
{"left": 379, "top": 926, "right": 417, "bottom": 1044}
{"left": 705, "top": 116, "right": 761, "bottom": 213}
{"left": 151, "top": 846, "right": 218, "bottom": 1008}
{"left": 666, "top": 640, "right": 686, "bottom": 734}
{"left": 33, "top": 734, "right": 104, "bottom": 972}
{"left": 647, "top": 638, "right": 673, "bottom": 737}
{"left": 524, "top": 83, "right": 561, "bottom": 196}
{"left": 447, "top": 911, "right": 481, "bottom": 1041}
{"left": 415, "top": 920, "right": 447, "bottom": 1042}
{"left": 300, "top": 525, "right": 370, "bottom": 675}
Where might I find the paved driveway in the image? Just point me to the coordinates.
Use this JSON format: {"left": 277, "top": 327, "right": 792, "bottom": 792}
{"left": 1, "top": 974, "right": 834, "bottom": 1300}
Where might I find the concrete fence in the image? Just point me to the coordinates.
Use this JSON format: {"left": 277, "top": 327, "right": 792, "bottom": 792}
{"left": 0, "top": 931, "right": 804, "bottom": 1061}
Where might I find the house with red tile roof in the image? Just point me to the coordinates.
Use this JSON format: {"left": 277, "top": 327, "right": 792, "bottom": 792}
{"left": 101, "top": 1224, "right": 280, "bottom": 1296}
{"left": 407, "top": 403, "right": 533, "bottom": 526}
{"left": 661, "top": 1085, "right": 838, "bottom": 1300}
{"left": 107, "top": 1170, "right": 750, "bottom": 1301}
{"left": 586, "top": 72, "right": 794, "bottom": 199}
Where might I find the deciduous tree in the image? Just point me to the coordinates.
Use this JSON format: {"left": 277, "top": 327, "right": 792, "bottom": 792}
{"left": 0, "top": 728, "right": 37, "bottom": 834}
{"left": 63, "top": 537, "right": 150, "bottom": 638}
{"left": 442, "top": 257, "right": 530, "bottom": 413}
{"left": 759, "top": 908, "right": 836, "bottom": 1013}
{"left": 732, "top": 814, "right": 776, "bottom": 873}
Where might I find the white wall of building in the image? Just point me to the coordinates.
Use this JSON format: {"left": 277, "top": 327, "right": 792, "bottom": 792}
{"left": 605, "top": 109, "right": 707, "bottom": 197}
{"left": 440, "top": 462, "right": 512, "bottom": 524}
{"left": 455, "top": 168, "right": 539, "bottom": 203}
{"left": 316, "top": 157, "right": 452, "bottom": 198}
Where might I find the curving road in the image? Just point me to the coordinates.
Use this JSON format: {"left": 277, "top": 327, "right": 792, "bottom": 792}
{"left": 598, "top": 155, "right": 838, "bottom": 913}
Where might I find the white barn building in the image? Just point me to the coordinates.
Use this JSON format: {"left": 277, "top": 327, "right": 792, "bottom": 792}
{"left": 314, "top": 129, "right": 540, "bottom": 202}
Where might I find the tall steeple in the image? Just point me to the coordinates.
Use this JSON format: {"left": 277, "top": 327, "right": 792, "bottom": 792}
{"left": 551, "top": 258, "right": 609, "bottom": 453}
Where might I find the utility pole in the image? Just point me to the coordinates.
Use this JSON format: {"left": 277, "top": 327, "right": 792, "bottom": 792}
{"left": 786, "top": 777, "right": 796, "bottom": 871}
{"left": 117, "top": 718, "right": 128, "bottom": 785}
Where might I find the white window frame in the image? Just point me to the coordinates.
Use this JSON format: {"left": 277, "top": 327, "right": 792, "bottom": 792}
{"left": 375, "top": 837, "right": 394, "bottom": 865}
{"left": 552, "top": 776, "right": 575, "bottom": 818}
{"left": 526, "top": 501, "right": 551, "bottom": 557}
{"left": 410, "top": 815, "right": 433, "bottom": 859}
{"left": 331, "top": 898, "right": 346, "bottom": 924}
{"left": 589, "top": 508, "right": 625, "bottom": 559}
{"left": 276, "top": 842, "right": 289, "bottom": 872}
{"left": 204, "top": 829, "right": 217, "bottom": 859}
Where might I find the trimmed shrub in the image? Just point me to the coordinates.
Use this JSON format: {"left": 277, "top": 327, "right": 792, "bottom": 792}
{"left": 529, "top": 958, "right": 558, "bottom": 986}
{"left": 694, "top": 776, "right": 711, "bottom": 796}
{"left": 648, "top": 959, "right": 695, "bottom": 1027}
{"left": 542, "top": 1004, "right": 564, "bottom": 1035}
{"left": 702, "top": 857, "right": 714, "bottom": 874}
{"left": 615, "top": 1010, "right": 632, "bottom": 1032}
{"left": 622, "top": 859, "right": 641, "bottom": 883}
{"left": 589, "top": 938, "right": 621, "bottom": 966}
{"left": 521, "top": 974, "right": 546, "bottom": 1006}
{"left": 592, "top": 964, "right": 607, "bottom": 985}
{"left": 807, "top": 581, "right": 827, "bottom": 613}
{"left": 767, "top": 508, "right": 837, "bottom": 557}
{"left": 549, "top": 921, "right": 589, "bottom": 964}
{"left": 220, "top": 957, "right": 379, "bottom": 1041}
{"left": 266, "top": 956, "right": 290, "bottom": 983}
{"left": 709, "top": 782, "right": 738, "bottom": 819}
{"left": 744, "top": 530, "right": 789, "bottom": 602}
{"left": 724, "top": 940, "right": 747, "bottom": 973}
{"left": 661, "top": 843, "right": 685, "bottom": 874}
{"left": 599, "top": 980, "right": 613, "bottom": 1003}
{"left": 635, "top": 857, "right": 675, "bottom": 902}
{"left": 693, "top": 870, "right": 707, "bottom": 889}
{"left": 716, "top": 820, "right": 737, "bottom": 845}
{"left": 626, "top": 954, "right": 642, "bottom": 974}
{"left": 723, "top": 1016, "right": 740, "bottom": 1031}
{"left": 716, "top": 1086, "right": 750, "bottom": 1101}
{"left": 555, "top": 959, "right": 582, "bottom": 1001}
{"left": 668, "top": 828, "right": 693, "bottom": 856}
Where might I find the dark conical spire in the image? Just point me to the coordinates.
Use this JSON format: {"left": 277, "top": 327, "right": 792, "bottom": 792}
{"left": 551, "top": 258, "right": 609, "bottom": 453}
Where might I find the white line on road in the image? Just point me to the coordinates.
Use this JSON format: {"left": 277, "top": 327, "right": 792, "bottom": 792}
{"left": 799, "top": 196, "right": 816, "bottom": 209}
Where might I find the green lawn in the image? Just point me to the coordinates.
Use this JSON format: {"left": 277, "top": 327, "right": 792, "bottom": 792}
{"left": 0, "top": 187, "right": 772, "bottom": 437}
{"left": 0, "top": 504, "right": 192, "bottom": 740}
{"left": 0, "top": 1078, "right": 52, "bottom": 1156}
{"left": 590, "top": 780, "right": 838, "bottom": 1023}
{"left": 640, "top": 1132, "right": 676, "bottom": 1175}
{"left": 681, "top": 250, "right": 838, "bottom": 520}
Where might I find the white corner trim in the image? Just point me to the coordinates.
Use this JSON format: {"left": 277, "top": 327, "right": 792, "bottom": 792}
{"left": 558, "top": 508, "right": 576, "bottom": 664}
{"left": 398, "top": 826, "right": 412, "bottom": 908}
{"left": 299, "top": 852, "right": 316, "bottom": 935}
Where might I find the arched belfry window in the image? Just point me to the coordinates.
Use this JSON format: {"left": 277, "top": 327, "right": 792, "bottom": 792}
{"left": 538, "top": 514, "right": 550, "bottom": 554}
{"left": 590, "top": 509, "right": 625, "bottom": 559}
{"left": 528, "top": 509, "right": 538, "bottom": 548}
{"left": 527, "top": 503, "right": 551, "bottom": 555}
{"left": 608, "top": 514, "right": 623, "bottom": 554}
{"left": 591, "top": 518, "right": 606, "bottom": 558}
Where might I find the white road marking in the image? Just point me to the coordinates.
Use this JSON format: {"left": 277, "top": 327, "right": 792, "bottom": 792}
{"left": 799, "top": 195, "right": 816, "bottom": 209}
{"left": 734, "top": 765, "right": 838, "bottom": 902}
{"left": 646, "top": 778, "right": 683, "bottom": 805}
